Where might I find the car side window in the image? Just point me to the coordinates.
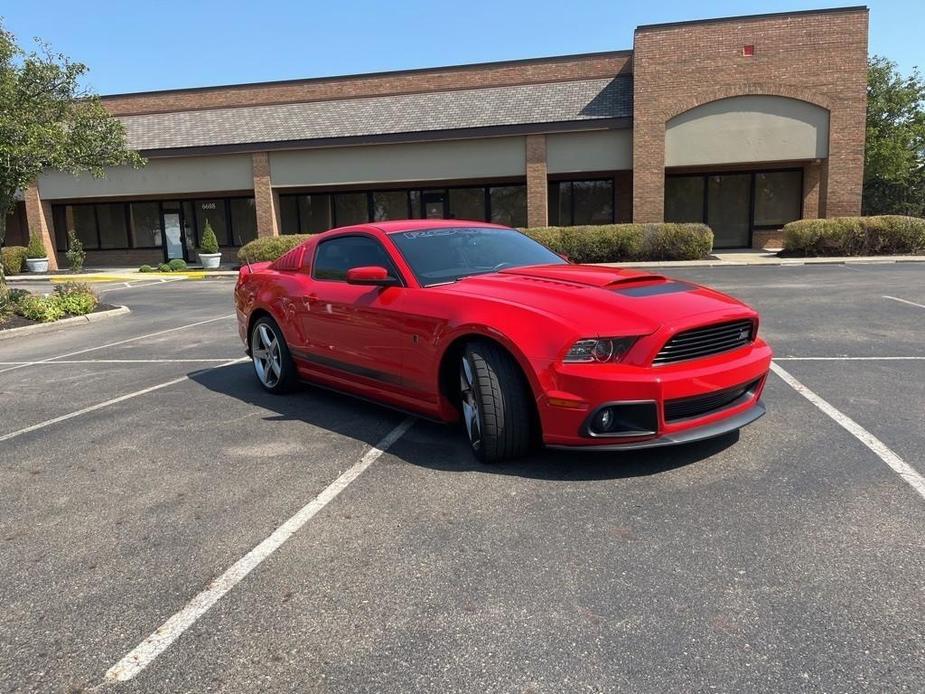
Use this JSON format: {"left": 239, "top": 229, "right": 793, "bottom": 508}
{"left": 312, "top": 235, "right": 402, "bottom": 283}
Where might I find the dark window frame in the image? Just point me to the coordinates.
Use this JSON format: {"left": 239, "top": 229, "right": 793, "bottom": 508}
{"left": 548, "top": 178, "right": 616, "bottom": 226}
{"left": 665, "top": 167, "right": 804, "bottom": 247}
{"left": 280, "top": 181, "right": 527, "bottom": 231}
{"left": 51, "top": 195, "right": 258, "bottom": 253}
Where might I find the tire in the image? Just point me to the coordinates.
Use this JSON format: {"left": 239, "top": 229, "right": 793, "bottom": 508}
{"left": 458, "top": 340, "right": 532, "bottom": 463}
{"left": 250, "top": 316, "right": 299, "bottom": 394}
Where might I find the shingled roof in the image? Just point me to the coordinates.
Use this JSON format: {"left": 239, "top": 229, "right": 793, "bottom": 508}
{"left": 121, "top": 76, "right": 632, "bottom": 153}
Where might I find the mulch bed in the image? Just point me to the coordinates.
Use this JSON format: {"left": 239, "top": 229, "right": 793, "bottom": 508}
{"left": 0, "top": 303, "right": 119, "bottom": 332}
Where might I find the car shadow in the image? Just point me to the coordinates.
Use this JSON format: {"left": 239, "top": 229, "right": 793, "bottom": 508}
{"left": 191, "top": 363, "right": 739, "bottom": 482}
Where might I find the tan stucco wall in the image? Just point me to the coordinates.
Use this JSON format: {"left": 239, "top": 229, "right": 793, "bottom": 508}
{"left": 269, "top": 137, "right": 526, "bottom": 187}
{"left": 546, "top": 130, "right": 632, "bottom": 173}
{"left": 37, "top": 154, "right": 255, "bottom": 200}
{"left": 665, "top": 95, "right": 829, "bottom": 167}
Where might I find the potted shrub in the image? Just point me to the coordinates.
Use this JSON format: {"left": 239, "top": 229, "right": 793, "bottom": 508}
{"left": 198, "top": 220, "right": 222, "bottom": 269}
{"left": 25, "top": 232, "right": 50, "bottom": 273}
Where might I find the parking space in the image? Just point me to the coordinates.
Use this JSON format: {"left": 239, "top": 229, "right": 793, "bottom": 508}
{"left": 1, "top": 266, "right": 923, "bottom": 693}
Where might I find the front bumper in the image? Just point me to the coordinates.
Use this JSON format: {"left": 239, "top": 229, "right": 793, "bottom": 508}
{"left": 535, "top": 339, "right": 772, "bottom": 448}
{"left": 548, "top": 400, "right": 766, "bottom": 451}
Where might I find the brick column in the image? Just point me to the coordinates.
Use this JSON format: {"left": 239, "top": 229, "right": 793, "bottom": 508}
{"left": 252, "top": 152, "right": 279, "bottom": 237}
{"left": 525, "top": 135, "right": 548, "bottom": 228}
{"left": 614, "top": 172, "right": 633, "bottom": 223}
{"left": 802, "top": 161, "right": 822, "bottom": 219}
{"left": 24, "top": 184, "right": 58, "bottom": 271}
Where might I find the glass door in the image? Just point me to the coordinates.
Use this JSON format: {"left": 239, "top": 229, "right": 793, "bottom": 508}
{"left": 163, "top": 212, "right": 184, "bottom": 260}
{"left": 706, "top": 174, "right": 751, "bottom": 248}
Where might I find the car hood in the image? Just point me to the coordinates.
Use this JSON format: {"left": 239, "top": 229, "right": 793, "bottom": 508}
{"left": 438, "top": 264, "right": 754, "bottom": 335}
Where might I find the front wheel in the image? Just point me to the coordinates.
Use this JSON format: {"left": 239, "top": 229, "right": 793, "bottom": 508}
{"left": 250, "top": 316, "right": 299, "bottom": 394}
{"left": 459, "top": 341, "right": 532, "bottom": 463}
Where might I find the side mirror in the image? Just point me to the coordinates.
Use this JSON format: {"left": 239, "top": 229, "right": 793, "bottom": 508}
{"left": 345, "top": 265, "right": 399, "bottom": 286}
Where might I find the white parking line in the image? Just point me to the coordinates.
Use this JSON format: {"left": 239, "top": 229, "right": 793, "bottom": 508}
{"left": 0, "top": 358, "right": 247, "bottom": 444}
{"left": 0, "top": 313, "right": 235, "bottom": 376}
{"left": 770, "top": 362, "right": 925, "bottom": 501}
{"left": 97, "top": 277, "right": 187, "bottom": 294}
{"left": 883, "top": 295, "right": 925, "bottom": 310}
{"left": 104, "top": 416, "right": 415, "bottom": 683}
{"left": 775, "top": 356, "right": 925, "bottom": 361}
{"left": 0, "top": 358, "right": 240, "bottom": 365}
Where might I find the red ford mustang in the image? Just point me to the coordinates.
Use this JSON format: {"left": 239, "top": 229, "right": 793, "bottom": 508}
{"left": 235, "top": 220, "right": 771, "bottom": 462}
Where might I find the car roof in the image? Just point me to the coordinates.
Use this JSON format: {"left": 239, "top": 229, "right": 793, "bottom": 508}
{"left": 371, "top": 219, "right": 510, "bottom": 234}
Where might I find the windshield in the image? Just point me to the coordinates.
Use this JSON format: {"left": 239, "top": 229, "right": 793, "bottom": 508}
{"left": 389, "top": 227, "right": 566, "bottom": 286}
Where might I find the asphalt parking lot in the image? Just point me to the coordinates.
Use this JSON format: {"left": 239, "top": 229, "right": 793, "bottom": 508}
{"left": 1, "top": 264, "right": 923, "bottom": 693}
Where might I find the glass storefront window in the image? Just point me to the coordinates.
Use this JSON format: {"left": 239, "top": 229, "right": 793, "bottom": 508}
{"left": 229, "top": 198, "right": 258, "bottom": 245}
{"left": 572, "top": 180, "right": 613, "bottom": 225}
{"left": 95, "top": 204, "right": 129, "bottom": 249}
{"left": 550, "top": 180, "right": 614, "bottom": 226}
{"left": 195, "top": 200, "right": 229, "bottom": 246}
{"left": 665, "top": 176, "right": 706, "bottom": 223}
{"left": 71, "top": 206, "right": 99, "bottom": 250}
{"left": 754, "top": 171, "right": 803, "bottom": 226}
{"left": 489, "top": 186, "right": 526, "bottom": 228}
{"left": 448, "top": 188, "right": 486, "bottom": 221}
{"left": 130, "top": 203, "right": 161, "bottom": 248}
{"left": 372, "top": 191, "right": 408, "bottom": 221}
{"left": 279, "top": 196, "right": 299, "bottom": 234}
{"left": 298, "top": 194, "right": 333, "bottom": 233}
{"left": 409, "top": 190, "right": 423, "bottom": 218}
{"left": 334, "top": 193, "right": 369, "bottom": 226}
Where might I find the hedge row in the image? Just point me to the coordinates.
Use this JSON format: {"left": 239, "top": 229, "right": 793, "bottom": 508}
{"left": 236, "top": 224, "right": 713, "bottom": 265}
{"left": 782, "top": 216, "right": 925, "bottom": 256}
{"left": 237, "top": 234, "right": 312, "bottom": 263}
{"left": 2, "top": 246, "right": 28, "bottom": 275}
{"left": 521, "top": 224, "right": 713, "bottom": 263}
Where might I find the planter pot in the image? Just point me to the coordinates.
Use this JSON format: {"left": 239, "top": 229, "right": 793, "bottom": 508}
{"left": 25, "top": 257, "right": 49, "bottom": 273}
{"left": 198, "top": 252, "right": 222, "bottom": 270}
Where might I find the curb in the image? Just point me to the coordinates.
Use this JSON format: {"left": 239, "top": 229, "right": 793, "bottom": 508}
{"left": 0, "top": 305, "right": 130, "bottom": 342}
{"left": 599, "top": 256, "right": 925, "bottom": 269}
{"left": 5, "top": 271, "right": 238, "bottom": 282}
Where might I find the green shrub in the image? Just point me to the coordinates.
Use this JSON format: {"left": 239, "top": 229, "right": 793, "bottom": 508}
{"left": 17, "top": 294, "right": 66, "bottom": 322}
{"left": 139, "top": 264, "right": 155, "bottom": 273}
{"left": 65, "top": 230, "right": 86, "bottom": 273}
{"left": 53, "top": 282, "right": 99, "bottom": 316}
{"left": 167, "top": 258, "right": 188, "bottom": 272}
{"left": 199, "top": 220, "right": 220, "bottom": 254}
{"left": 26, "top": 232, "right": 47, "bottom": 259}
{"left": 520, "top": 223, "right": 713, "bottom": 263}
{"left": 237, "top": 234, "right": 311, "bottom": 263}
{"left": 0, "top": 284, "right": 13, "bottom": 322}
{"left": 782, "top": 216, "right": 925, "bottom": 256}
{"left": 158, "top": 263, "right": 172, "bottom": 272}
{"left": 1, "top": 246, "right": 28, "bottom": 275}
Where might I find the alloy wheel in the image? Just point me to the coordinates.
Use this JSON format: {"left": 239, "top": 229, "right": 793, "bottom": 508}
{"left": 459, "top": 355, "right": 482, "bottom": 451}
{"left": 252, "top": 323, "right": 283, "bottom": 388}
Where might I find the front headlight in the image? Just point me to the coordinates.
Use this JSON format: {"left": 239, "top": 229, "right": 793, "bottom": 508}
{"left": 563, "top": 337, "right": 638, "bottom": 363}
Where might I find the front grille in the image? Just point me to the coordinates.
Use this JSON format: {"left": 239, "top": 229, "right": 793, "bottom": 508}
{"left": 653, "top": 319, "right": 754, "bottom": 365}
{"left": 664, "top": 378, "right": 762, "bottom": 422}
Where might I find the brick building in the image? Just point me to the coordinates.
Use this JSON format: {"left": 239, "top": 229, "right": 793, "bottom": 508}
{"left": 4, "top": 6, "right": 868, "bottom": 269}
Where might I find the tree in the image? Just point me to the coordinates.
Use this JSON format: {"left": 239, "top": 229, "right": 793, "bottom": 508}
{"left": 864, "top": 55, "right": 925, "bottom": 216}
{"left": 0, "top": 22, "right": 143, "bottom": 277}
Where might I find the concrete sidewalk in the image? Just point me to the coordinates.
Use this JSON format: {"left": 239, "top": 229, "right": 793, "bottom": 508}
{"left": 5, "top": 252, "right": 924, "bottom": 281}
{"left": 603, "top": 250, "right": 925, "bottom": 268}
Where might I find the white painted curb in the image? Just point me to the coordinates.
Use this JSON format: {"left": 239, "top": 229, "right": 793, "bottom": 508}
{"left": 0, "top": 305, "right": 130, "bottom": 342}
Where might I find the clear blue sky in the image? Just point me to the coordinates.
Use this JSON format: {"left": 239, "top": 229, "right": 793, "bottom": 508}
{"left": 2, "top": 0, "right": 923, "bottom": 95}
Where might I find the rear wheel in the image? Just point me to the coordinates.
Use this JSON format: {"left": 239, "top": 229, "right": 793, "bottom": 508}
{"left": 250, "top": 316, "right": 298, "bottom": 394}
{"left": 459, "top": 341, "right": 532, "bottom": 463}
